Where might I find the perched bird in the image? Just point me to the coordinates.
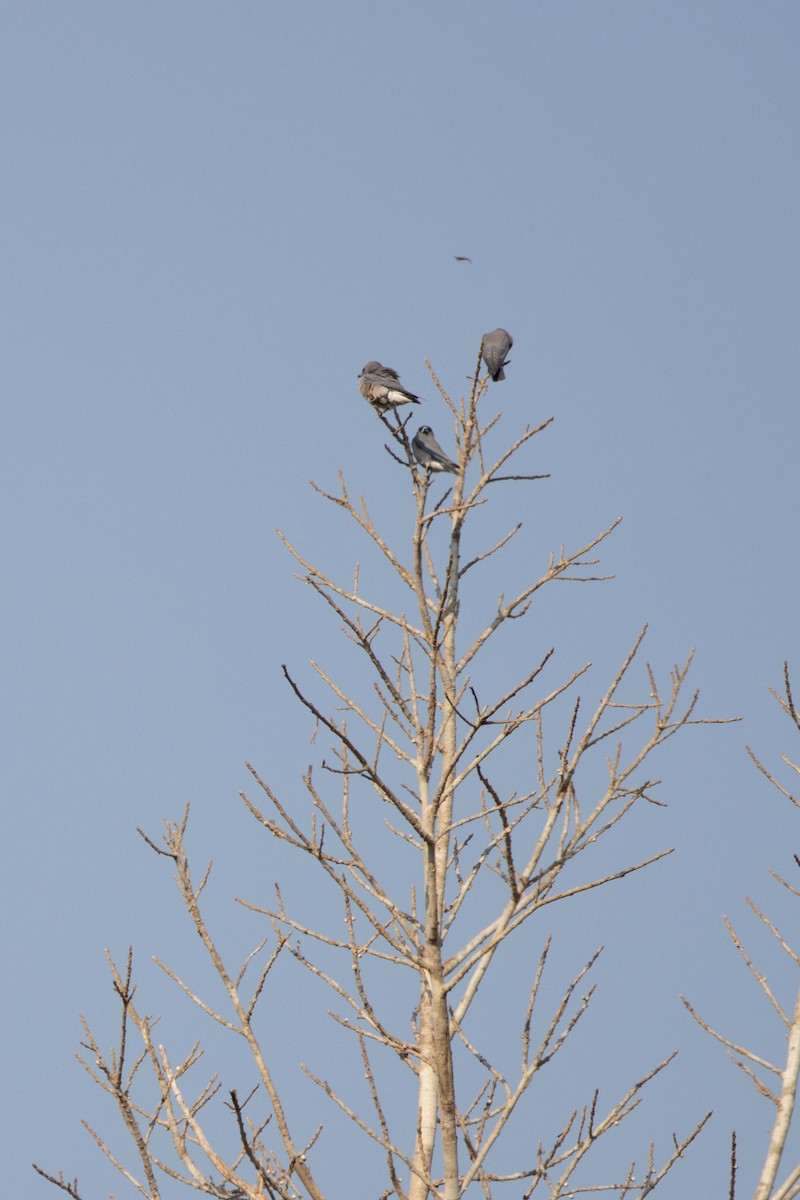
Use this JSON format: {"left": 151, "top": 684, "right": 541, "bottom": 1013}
{"left": 480, "top": 328, "right": 513, "bottom": 382}
{"left": 412, "top": 425, "right": 458, "bottom": 474}
{"left": 359, "top": 361, "right": 421, "bottom": 411}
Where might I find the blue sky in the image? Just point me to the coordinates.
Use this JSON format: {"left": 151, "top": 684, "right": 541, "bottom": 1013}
{"left": 3, "top": 3, "right": 799, "bottom": 1197}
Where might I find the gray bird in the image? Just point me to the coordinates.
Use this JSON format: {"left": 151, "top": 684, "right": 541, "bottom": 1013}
{"left": 412, "top": 425, "right": 458, "bottom": 474}
{"left": 480, "top": 328, "right": 513, "bottom": 382}
{"left": 359, "top": 361, "right": 421, "bottom": 410}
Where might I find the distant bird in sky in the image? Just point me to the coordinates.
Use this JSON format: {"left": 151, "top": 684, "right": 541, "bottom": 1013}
{"left": 412, "top": 425, "right": 458, "bottom": 474}
{"left": 359, "top": 361, "right": 421, "bottom": 411}
{"left": 480, "top": 328, "right": 513, "bottom": 381}
{"left": 454, "top": 255, "right": 472, "bottom": 263}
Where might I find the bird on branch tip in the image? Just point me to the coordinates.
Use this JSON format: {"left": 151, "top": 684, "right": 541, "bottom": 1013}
{"left": 480, "top": 328, "right": 513, "bottom": 382}
{"left": 412, "top": 425, "right": 458, "bottom": 474}
{"left": 359, "top": 361, "right": 421, "bottom": 411}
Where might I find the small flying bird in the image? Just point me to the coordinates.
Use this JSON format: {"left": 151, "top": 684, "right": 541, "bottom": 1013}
{"left": 454, "top": 255, "right": 472, "bottom": 263}
{"left": 359, "top": 361, "right": 421, "bottom": 411}
{"left": 412, "top": 425, "right": 458, "bottom": 474}
{"left": 480, "top": 328, "right": 513, "bottom": 381}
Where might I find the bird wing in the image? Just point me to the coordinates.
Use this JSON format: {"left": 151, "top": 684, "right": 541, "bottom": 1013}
{"left": 425, "top": 434, "right": 457, "bottom": 470}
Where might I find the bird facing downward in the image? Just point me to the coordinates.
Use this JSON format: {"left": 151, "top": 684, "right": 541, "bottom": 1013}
{"left": 412, "top": 425, "right": 458, "bottom": 474}
{"left": 359, "top": 361, "right": 421, "bottom": 410}
{"left": 480, "top": 328, "right": 513, "bottom": 382}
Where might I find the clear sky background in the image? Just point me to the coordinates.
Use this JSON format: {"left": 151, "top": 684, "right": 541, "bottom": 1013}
{"left": 2, "top": 3, "right": 799, "bottom": 1197}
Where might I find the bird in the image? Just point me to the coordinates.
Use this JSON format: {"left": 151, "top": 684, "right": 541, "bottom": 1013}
{"left": 412, "top": 425, "right": 458, "bottom": 474}
{"left": 454, "top": 255, "right": 472, "bottom": 263}
{"left": 480, "top": 328, "right": 513, "bottom": 381}
{"left": 358, "top": 361, "right": 421, "bottom": 411}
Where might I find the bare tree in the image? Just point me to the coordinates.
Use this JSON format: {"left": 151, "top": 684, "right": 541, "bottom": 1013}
{"left": 35, "top": 350, "right": 725, "bottom": 1199}
{"left": 683, "top": 664, "right": 800, "bottom": 1200}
